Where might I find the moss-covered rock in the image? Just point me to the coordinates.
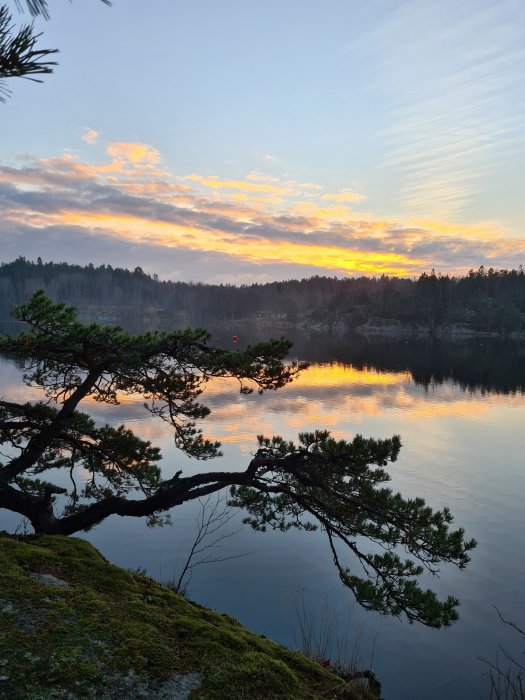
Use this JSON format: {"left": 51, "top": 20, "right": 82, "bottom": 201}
{"left": 0, "top": 534, "right": 379, "bottom": 699}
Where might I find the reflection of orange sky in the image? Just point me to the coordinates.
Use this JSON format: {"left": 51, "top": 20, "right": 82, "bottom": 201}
{"left": 3, "top": 363, "right": 525, "bottom": 457}
{"left": 292, "top": 363, "right": 411, "bottom": 388}
{"left": 197, "top": 365, "right": 525, "bottom": 452}
{"left": 198, "top": 363, "right": 409, "bottom": 398}
{"left": 198, "top": 389, "right": 525, "bottom": 453}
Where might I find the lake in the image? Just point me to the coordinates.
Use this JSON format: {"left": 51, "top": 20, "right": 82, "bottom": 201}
{"left": 1, "top": 326, "right": 525, "bottom": 700}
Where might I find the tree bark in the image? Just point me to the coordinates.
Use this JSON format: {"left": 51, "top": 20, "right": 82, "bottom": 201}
{"left": 0, "top": 458, "right": 266, "bottom": 536}
{"left": 0, "top": 368, "right": 101, "bottom": 485}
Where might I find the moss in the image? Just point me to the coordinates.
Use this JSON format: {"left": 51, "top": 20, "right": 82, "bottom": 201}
{"left": 200, "top": 652, "right": 299, "bottom": 699}
{"left": 0, "top": 534, "right": 379, "bottom": 699}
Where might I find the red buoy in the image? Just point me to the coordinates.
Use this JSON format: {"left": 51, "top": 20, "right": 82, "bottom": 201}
{"left": 232, "top": 335, "right": 238, "bottom": 343}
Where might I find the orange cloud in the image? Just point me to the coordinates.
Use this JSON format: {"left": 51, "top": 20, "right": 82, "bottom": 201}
{"left": 184, "top": 173, "right": 292, "bottom": 195}
{"left": 106, "top": 142, "right": 161, "bottom": 167}
{"left": 408, "top": 217, "right": 507, "bottom": 241}
{"left": 4, "top": 141, "right": 525, "bottom": 280}
{"left": 291, "top": 200, "right": 375, "bottom": 223}
{"left": 117, "top": 179, "right": 193, "bottom": 200}
{"left": 246, "top": 171, "right": 281, "bottom": 184}
{"left": 38, "top": 207, "right": 418, "bottom": 276}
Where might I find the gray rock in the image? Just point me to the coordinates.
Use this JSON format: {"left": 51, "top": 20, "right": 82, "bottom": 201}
{"left": 157, "top": 672, "right": 202, "bottom": 699}
{"left": 30, "top": 572, "right": 71, "bottom": 588}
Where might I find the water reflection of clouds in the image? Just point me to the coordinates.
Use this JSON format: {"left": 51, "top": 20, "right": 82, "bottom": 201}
{"left": 205, "top": 364, "right": 524, "bottom": 417}
{"left": 191, "top": 364, "right": 525, "bottom": 456}
{"left": 2, "top": 349, "right": 524, "bottom": 700}
{"left": 4, "top": 360, "right": 525, "bottom": 426}
{"left": 2, "top": 358, "right": 524, "bottom": 458}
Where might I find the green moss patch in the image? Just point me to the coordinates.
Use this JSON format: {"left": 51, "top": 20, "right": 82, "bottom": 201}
{"left": 0, "top": 534, "right": 377, "bottom": 699}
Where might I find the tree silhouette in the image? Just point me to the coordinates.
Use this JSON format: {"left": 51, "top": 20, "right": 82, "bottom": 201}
{"left": 0, "top": 292, "right": 476, "bottom": 628}
{"left": 0, "top": 0, "right": 110, "bottom": 101}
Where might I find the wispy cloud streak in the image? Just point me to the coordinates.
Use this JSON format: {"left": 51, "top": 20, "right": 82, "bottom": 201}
{"left": 345, "top": 0, "right": 525, "bottom": 218}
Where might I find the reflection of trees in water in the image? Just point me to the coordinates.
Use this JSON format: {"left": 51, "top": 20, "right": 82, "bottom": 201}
{"left": 8, "top": 313, "right": 520, "bottom": 397}
{"left": 344, "top": 337, "right": 525, "bottom": 396}
{"left": 206, "top": 325, "right": 525, "bottom": 397}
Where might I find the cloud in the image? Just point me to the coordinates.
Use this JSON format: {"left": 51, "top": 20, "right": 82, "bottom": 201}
{"left": 1, "top": 143, "right": 524, "bottom": 283}
{"left": 345, "top": 0, "right": 525, "bottom": 218}
{"left": 246, "top": 171, "right": 281, "bottom": 184}
{"left": 106, "top": 142, "right": 161, "bottom": 167}
{"left": 184, "top": 174, "right": 291, "bottom": 196}
{"left": 322, "top": 189, "right": 366, "bottom": 203}
{"left": 81, "top": 128, "right": 99, "bottom": 145}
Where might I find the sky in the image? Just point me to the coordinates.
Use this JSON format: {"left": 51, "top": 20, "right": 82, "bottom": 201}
{"left": 1, "top": 0, "right": 524, "bottom": 283}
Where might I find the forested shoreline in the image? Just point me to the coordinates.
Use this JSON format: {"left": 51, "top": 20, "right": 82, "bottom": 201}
{"left": 1, "top": 257, "right": 524, "bottom": 336}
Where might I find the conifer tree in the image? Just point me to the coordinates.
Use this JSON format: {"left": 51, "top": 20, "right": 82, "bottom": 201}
{"left": 0, "top": 292, "right": 476, "bottom": 627}
{"left": 0, "top": 1, "right": 110, "bottom": 100}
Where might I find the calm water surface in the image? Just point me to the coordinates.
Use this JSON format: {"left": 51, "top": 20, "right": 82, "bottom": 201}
{"left": 1, "top": 328, "right": 525, "bottom": 700}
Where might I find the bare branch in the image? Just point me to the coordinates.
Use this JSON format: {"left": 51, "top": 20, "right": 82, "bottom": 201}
{"left": 172, "top": 492, "right": 248, "bottom": 593}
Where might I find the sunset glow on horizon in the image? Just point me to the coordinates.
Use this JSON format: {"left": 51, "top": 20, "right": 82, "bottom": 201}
{"left": 1, "top": 0, "right": 523, "bottom": 282}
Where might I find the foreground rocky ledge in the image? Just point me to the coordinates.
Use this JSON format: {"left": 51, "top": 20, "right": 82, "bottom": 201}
{"left": 0, "top": 534, "right": 379, "bottom": 699}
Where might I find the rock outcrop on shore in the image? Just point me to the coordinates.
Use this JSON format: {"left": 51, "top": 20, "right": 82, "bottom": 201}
{"left": 0, "top": 534, "right": 379, "bottom": 699}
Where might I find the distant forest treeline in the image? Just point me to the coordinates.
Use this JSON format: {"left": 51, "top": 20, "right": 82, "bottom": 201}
{"left": 1, "top": 257, "right": 524, "bottom": 335}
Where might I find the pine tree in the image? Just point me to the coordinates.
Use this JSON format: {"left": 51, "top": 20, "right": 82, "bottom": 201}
{"left": 0, "top": 292, "right": 476, "bottom": 627}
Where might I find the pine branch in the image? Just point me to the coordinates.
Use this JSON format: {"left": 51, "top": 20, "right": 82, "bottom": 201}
{"left": 14, "top": 0, "right": 112, "bottom": 20}
{"left": 1, "top": 0, "right": 112, "bottom": 101}
{"left": 0, "top": 5, "right": 57, "bottom": 100}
